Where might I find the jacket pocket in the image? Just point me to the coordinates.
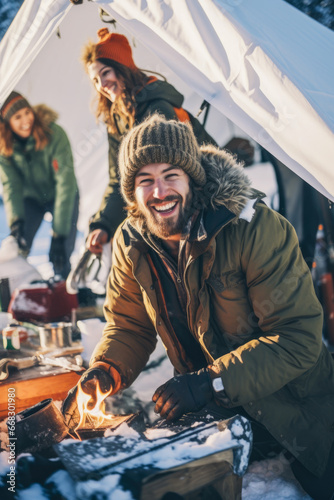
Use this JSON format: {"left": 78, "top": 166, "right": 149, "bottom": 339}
{"left": 207, "top": 270, "right": 245, "bottom": 292}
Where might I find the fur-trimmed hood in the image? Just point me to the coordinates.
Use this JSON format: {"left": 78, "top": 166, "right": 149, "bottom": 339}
{"left": 199, "top": 144, "right": 260, "bottom": 218}
{"left": 33, "top": 104, "right": 58, "bottom": 126}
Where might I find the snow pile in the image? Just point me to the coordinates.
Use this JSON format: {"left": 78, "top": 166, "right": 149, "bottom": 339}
{"left": 243, "top": 453, "right": 311, "bottom": 499}
{"left": 0, "top": 237, "right": 43, "bottom": 294}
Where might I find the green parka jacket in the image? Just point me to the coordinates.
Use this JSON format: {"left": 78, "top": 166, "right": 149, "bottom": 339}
{"left": 0, "top": 105, "right": 78, "bottom": 237}
{"left": 89, "top": 79, "right": 216, "bottom": 237}
{"left": 91, "top": 146, "right": 334, "bottom": 477}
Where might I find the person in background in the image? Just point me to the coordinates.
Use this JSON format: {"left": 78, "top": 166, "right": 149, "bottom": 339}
{"left": 63, "top": 115, "right": 334, "bottom": 500}
{"left": 260, "top": 148, "right": 323, "bottom": 270}
{"left": 0, "top": 91, "right": 79, "bottom": 279}
{"left": 82, "top": 28, "right": 239, "bottom": 254}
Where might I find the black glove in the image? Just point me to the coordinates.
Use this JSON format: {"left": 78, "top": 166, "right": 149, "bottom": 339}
{"left": 10, "top": 220, "right": 29, "bottom": 256}
{"left": 49, "top": 235, "right": 66, "bottom": 277}
{"left": 152, "top": 368, "right": 214, "bottom": 422}
{"left": 62, "top": 367, "right": 114, "bottom": 432}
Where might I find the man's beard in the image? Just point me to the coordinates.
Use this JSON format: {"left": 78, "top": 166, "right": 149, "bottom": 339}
{"left": 142, "top": 192, "right": 193, "bottom": 240}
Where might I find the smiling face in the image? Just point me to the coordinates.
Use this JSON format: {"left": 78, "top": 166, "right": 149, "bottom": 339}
{"left": 88, "top": 60, "right": 123, "bottom": 102}
{"left": 134, "top": 163, "right": 193, "bottom": 241}
{"left": 8, "top": 107, "right": 35, "bottom": 138}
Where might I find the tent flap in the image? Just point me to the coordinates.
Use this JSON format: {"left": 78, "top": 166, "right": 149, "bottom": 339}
{"left": 95, "top": 0, "right": 334, "bottom": 200}
{"left": 0, "top": 0, "right": 334, "bottom": 201}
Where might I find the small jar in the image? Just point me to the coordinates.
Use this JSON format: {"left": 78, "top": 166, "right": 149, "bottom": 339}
{"left": 3, "top": 325, "right": 28, "bottom": 350}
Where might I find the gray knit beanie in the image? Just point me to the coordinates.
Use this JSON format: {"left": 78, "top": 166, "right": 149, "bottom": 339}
{"left": 119, "top": 114, "right": 206, "bottom": 204}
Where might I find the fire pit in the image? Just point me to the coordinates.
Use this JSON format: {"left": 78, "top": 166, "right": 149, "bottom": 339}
{"left": 9, "top": 396, "right": 144, "bottom": 456}
{"left": 74, "top": 413, "right": 144, "bottom": 440}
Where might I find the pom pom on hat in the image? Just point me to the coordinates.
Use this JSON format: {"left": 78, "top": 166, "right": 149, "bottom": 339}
{"left": 95, "top": 28, "right": 137, "bottom": 70}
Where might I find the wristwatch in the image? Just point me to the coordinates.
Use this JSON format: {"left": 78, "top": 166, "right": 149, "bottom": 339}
{"left": 212, "top": 376, "right": 225, "bottom": 393}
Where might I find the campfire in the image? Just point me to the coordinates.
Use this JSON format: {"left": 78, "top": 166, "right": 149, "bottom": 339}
{"left": 9, "top": 391, "right": 140, "bottom": 457}
{"left": 73, "top": 379, "right": 119, "bottom": 435}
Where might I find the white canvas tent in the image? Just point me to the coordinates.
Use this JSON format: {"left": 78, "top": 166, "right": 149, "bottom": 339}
{"left": 0, "top": 0, "right": 334, "bottom": 231}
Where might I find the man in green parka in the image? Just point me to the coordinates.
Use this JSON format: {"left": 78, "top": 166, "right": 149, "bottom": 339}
{"left": 63, "top": 115, "right": 334, "bottom": 499}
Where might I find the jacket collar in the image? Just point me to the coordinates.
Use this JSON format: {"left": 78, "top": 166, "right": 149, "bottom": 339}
{"left": 122, "top": 202, "right": 237, "bottom": 254}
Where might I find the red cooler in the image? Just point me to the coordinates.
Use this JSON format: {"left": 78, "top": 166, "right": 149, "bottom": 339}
{"left": 8, "top": 280, "right": 78, "bottom": 323}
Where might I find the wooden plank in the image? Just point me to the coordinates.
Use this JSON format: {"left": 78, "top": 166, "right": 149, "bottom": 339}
{"left": 139, "top": 452, "right": 239, "bottom": 500}
{"left": 0, "top": 368, "right": 80, "bottom": 420}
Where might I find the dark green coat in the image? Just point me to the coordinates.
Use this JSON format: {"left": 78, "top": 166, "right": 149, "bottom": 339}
{"left": 0, "top": 106, "right": 77, "bottom": 237}
{"left": 89, "top": 79, "right": 216, "bottom": 237}
{"left": 91, "top": 146, "right": 334, "bottom": 477}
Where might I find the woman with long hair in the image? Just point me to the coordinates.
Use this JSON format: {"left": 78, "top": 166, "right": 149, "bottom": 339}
{"left": 0, "top": 91, "right": 79, "bottom": 279}
{"left": 82, "top": 28, "right": 217, "bottom": 254}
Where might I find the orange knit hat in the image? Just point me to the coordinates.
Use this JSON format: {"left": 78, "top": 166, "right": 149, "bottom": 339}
{"left": 95, "top": 28, "right": 137, "bottom": 70}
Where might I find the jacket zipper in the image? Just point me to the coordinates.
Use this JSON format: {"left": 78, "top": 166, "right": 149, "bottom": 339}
{"left": 184, "top": 213, "right": 237, "bottom": 334}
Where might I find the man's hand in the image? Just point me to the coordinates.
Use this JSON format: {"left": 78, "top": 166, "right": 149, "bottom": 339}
{"left": 86, "top": 229, "right": 109, "bottom": 254}
{"left": 10, "top": 220, "right": 29, "bottom": 256}
{"left": 62, "top": 367, "right": 114, "bottom": 432}
{"left": 152, "top": 368, "right": 213, "bottom": 422}
{"left": 49, "top": 235, "right": 66, "bottom": 277}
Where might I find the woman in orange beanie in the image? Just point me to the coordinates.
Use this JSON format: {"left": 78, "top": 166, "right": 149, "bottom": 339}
{"left": 82, "top": 28, "right": 217, "bottom": 254}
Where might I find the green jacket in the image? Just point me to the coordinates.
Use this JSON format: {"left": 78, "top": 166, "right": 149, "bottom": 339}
{"left": 89, "top": 79, "right": 216, "bottom": 237}
{"left": 91, "top": 146, "right": 334, "bottom": 477}
{"left": 0, "top": 105, "right": 78, "bottom": 237}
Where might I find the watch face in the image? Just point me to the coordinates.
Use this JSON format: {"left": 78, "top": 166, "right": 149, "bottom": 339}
{"left": 212, "top": 377, "right": 224, "bottom": 392}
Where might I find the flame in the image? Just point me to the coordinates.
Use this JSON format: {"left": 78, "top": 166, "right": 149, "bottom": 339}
{"left": 74, "top": 379, "right": 116, "bottom": 433}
